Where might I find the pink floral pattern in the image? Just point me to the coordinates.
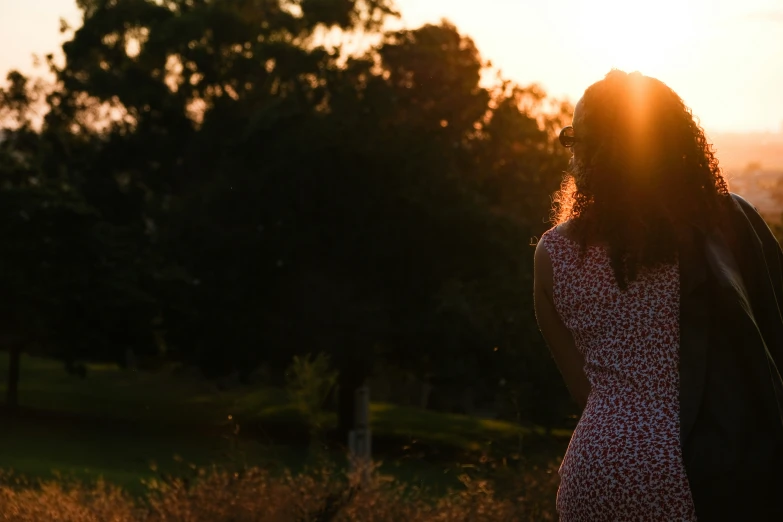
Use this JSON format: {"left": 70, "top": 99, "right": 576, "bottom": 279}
{"left": 539, "top": 226, "right": 697, "bottom": 522}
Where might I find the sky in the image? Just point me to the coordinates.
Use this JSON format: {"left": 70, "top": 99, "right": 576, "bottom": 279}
{"left": 1, "top": 0, "right": 783, "bottom": 133}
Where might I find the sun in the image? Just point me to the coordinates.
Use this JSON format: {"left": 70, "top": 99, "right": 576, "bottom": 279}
{"left": 574, "top": 0, "right": 704, "bottom": 74}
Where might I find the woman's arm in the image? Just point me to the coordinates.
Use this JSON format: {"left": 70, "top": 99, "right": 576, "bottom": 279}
{"left": 534, "top": 238, "right": 591, "bottom": 410}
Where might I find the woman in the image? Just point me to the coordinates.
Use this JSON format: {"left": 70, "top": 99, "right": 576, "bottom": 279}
{"left": 534, "top": 70, "right": 783, "bottom": 521}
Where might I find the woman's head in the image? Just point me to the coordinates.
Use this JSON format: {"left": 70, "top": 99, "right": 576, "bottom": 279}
{"left": 554, "top": 69, "right": 730, "bottom": 288}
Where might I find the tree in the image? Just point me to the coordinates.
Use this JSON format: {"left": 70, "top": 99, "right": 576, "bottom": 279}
{"left": 4, "top": 0, "right": 580, "bottom": 430}
{"left": 0, "top": 70, "right": 166, "bottom": 409}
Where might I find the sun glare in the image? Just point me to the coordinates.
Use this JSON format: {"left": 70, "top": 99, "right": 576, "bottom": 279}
{"left": 574, "top": 0, "right": 704, "bottom": 74}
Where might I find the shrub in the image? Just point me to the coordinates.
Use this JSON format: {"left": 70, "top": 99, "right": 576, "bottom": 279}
{"left": 0, "top": 460, "right": 560, "bottom": 521}
{"left": 0, "top": 473, "right": 139, "bottom": 522}
{"left": 284, "top": 353, "right": 338, "bottom": 445}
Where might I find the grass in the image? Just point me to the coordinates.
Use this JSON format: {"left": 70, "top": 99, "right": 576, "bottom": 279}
{"left": 0, "top": 352, "right": 568, "bottom": 496}
{"left": 0, "top": 413, "right": 308, "bottom": 495}
{"left": 1, "top": 355, "right": 234, "bottom": 424}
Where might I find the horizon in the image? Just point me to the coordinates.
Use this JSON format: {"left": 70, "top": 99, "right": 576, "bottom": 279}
{"left": 2, "top": 0, "right": 783, "bottom": 135}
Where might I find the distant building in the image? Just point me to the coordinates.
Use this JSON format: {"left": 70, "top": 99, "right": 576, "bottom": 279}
{"left": 726, "top": 168, "right": 783, "bottom": 219}
{"left": 710, "top": 132, "right": 783, "bottom": 172}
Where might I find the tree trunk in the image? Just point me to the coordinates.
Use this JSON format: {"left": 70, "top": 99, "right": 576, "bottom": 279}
{"left": 337, "top": 368, "right": 365, "bottom": 444}
{"left": 461, "top": 386, "right": 475, "bottom": 415}
{"left": 419, "top": 380, "right": 433, "bottom": 410}
{"left": 6, "top": 345, "right": 21, "bottom": 411}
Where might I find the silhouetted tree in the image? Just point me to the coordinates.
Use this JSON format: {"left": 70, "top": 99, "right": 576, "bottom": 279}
{"left": 0, "top": 0, "right": 578, "bottom": 428}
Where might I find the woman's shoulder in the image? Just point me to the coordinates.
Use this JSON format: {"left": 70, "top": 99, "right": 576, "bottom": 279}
{"left": 538, "top": 221, "right": 575, "bottom": 243}
{"left": 554, "top": 220, "right": 578, "bottom": 242}
{"left": 729, "top": 192, "right": 762, "bottom": 219}
{"left": 536, "top": 222, "right": 583, "bottom": 268}
{"left": 540, "top": 220, "right": 603, "bottom": 248}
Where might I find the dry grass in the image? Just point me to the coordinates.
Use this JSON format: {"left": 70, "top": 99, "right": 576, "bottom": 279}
{"left": 0, "top": 459, "right": 560, "bottom": 522}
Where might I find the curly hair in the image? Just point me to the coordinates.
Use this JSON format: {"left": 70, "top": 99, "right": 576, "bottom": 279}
{"left": 553, "top": 69, "right": 731, "bottom": 290}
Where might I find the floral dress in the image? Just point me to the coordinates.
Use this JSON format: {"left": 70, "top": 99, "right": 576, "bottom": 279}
{"left": 539, "top": 226, "right": 697, "bottom": 522}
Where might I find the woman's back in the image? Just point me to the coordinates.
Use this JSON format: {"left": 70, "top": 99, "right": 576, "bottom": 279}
{"left": 539, "top": 225, "right": 696, "bottom": 521}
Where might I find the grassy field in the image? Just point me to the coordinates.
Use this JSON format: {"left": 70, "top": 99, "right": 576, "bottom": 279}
{"left": 0, "top": 353, "right": 569, "bottom": 495}
{"left": 0, "top": 354, "right": 293, "bottom": 493}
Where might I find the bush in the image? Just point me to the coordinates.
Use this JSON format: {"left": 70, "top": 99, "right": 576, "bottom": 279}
{"left": 284, "top": 353, "right": 338, "bottom": 445}
{"left": 0, "top": 473, "right": 139, "bottom": 521}
{"left": 285, "top": 354, "right": 338, "bottom": 410}
{"left": 0, "top": 460, "right": 560, "bottom": 521}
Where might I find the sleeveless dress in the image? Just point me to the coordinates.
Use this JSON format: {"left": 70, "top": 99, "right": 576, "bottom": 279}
{"left": 539, "top": 226, "right": 697, "bottom": 522}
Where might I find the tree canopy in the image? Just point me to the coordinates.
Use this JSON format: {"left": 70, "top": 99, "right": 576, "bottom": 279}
{"left": 0, "top": 0, "right": 574, "bottom": 427}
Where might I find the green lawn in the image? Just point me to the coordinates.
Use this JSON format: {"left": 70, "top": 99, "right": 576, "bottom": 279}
{"left": 1, "top": 354, "right": 234, "bottom": 424}
{"left": 0, "top": 416, "right": 297, "bottom": 493}
{"left": 0, "top": 353, "right": 568, "bottom": 494}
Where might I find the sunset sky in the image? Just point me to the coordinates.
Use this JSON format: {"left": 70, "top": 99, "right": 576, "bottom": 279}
{"left": 1, "top": 0, "right": 782, "bottom": 133}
